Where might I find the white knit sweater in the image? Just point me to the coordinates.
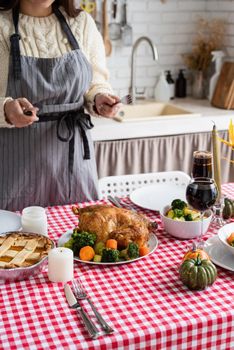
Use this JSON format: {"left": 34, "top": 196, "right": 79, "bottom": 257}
{"left": 0, "top": 8, "right": 113, "bottom": 127}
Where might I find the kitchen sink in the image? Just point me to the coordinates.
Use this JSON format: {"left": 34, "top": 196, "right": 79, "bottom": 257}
{"left": 114, "top": 101, "right": 200, "bottom": 122}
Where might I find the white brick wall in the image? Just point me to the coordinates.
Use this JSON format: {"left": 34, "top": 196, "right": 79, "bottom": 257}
{"left": 94, "top": 0, "right": 234, "bottom": 97}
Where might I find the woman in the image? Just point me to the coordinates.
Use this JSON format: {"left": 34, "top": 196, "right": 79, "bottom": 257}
{"left": 0, "top": 0, "right": 120, "bottom": 211}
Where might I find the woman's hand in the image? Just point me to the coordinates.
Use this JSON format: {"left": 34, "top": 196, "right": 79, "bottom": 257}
{"left": 95, "top": 94, "right": 120, "bottom": 118}
{"left": 4, "top": 98, "right": 39, "bottom": 127}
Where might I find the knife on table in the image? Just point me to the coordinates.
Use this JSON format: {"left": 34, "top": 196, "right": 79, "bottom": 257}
{"left": 64, "top": 284, "right": 101, "bottom": 339}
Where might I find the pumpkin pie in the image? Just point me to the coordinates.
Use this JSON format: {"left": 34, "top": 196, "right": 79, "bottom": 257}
{"left": 0, "top": 232, "right": 53, "bottom": 269}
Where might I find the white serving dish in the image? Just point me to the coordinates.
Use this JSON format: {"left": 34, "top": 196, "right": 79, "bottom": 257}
{"left": 161, "top": 206, "right": 212, "bottom": 240}
{"left": 218, "top": 223, "right": 234, "bottom": 256}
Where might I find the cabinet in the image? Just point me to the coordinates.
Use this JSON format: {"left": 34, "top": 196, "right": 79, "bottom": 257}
{"left": 94, "top": 130, "right": 233, "bottom": 183}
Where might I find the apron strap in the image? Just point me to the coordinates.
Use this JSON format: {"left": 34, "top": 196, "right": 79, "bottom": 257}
{"left": 38, "top": 109, "right": 94, "bottom": 167}
{"left": 10, "top": 5, "right": 80, "bottom": 80}
{"left": 53, "top": 5, "right": 80, "bottom": 50}
{"left": 10, "top": 5, "right": 21, "bottom": 80}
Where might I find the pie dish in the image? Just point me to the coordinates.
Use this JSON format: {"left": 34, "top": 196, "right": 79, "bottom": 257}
{"left": 0, "top": 231, "right": 54, "bottom": 281}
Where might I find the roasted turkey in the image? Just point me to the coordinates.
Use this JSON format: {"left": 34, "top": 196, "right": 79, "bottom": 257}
{"left": 73, "top": 205, "right": 156, "bottom": 249}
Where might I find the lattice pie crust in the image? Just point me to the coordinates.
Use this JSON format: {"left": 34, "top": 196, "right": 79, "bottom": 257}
{"left": 0, "top": 232, "right": 53, "bottom": 269}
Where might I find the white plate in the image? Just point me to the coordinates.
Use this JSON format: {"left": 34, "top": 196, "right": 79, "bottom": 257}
{"left": 57, "top": 230, "right": 158, "bottom": 265}
{"left": 130, "top": 183, "right": 187, "bottom": 212}
{"left": 0, "top": 210, "right": 21, "bottom": 234}
{"left": 204, "top": 235, "right": 234, "bottom": 272}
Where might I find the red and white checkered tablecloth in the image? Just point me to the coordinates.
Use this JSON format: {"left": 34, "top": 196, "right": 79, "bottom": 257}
{"left": 1, "top": 184, "right": 234, "bottom": 350}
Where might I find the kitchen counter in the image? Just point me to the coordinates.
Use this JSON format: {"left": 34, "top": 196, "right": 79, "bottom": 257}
{"left": 91, "top": 98, "right": 233, "bottom": 141}
{"left": 92, "top": 98, "right": 233, "bottom": 182}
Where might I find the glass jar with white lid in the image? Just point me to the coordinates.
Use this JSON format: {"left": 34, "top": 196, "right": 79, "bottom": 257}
{"left": 21, "top": 206, "right": 48, "bottom": 236}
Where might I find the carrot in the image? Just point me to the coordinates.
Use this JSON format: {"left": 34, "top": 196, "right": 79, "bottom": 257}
{"left": 227, "top": 232, "right": 234, "bottom": 245}
{"left": 79, "top": 246, "right": 95, "bottom": 261}
{"left": 139, "top": 245, "right": 150, "bottom": 257}
{"left": 106, "top": 239, "right": 118, "bottom": 250}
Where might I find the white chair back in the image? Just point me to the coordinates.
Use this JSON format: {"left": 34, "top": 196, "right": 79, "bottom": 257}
{"left": 98, "top": 171, "right": 191, "bottom": 199}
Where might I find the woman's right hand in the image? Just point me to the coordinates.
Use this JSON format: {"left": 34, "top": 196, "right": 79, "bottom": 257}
{"left": 4, "top": 98, "right": 39, "bottom": 127}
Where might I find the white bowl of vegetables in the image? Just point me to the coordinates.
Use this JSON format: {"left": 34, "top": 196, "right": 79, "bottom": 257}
{"left": 161, "top": 199, "right": 213, "bottom": 240}
{"left": 218, "top": 222, "right": 234, "bottom": 256}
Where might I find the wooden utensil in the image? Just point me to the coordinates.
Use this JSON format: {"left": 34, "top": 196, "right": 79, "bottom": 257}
{"left": 227, "top": 80, "right": 234, "bottom": 110}
{"left": 102, "top": 0, "right": 112, "bottom": 56}
{"left": 211, "top": 62, "right": 234, "bottom": 109}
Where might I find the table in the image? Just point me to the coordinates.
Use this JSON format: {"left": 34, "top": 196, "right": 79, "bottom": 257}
{"left": 1, "top": 184, "right": 234, "bottom": 350}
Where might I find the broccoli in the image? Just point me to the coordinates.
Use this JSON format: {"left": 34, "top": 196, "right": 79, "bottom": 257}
{"left": 101, "top": 248, "right": 119, "bottom": 262}
{"left": 171, "top": 199, "right": 187, "bottom": 210}
{"left": 71, "top": 230, "right": 96, "bottom": 255}
{"left": 119, "top": 242, "right": 139, "bottom": 260}
{"left": 94, "top": 241, "right": 105, "bottom": 255}
{"left": 173, "top": 208, "right": 184, "bottom": 218}
{"left": 63, "top": 237, "right": 74, "bottom": 250}
{"left": 185, "top": 214, "right": 193, "bottom": 221}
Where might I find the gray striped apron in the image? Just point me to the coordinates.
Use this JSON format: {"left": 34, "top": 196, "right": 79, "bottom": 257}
{"left": 0, "top": 5, "right": 98, "bottom": 211}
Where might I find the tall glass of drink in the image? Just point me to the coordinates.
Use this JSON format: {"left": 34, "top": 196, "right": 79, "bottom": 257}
{"left": 192, "top": 151, "right": 213, "bottom": 179}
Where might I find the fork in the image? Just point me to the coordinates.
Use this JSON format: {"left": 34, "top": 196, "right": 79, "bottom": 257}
{"left": 113, "top": 94, "right": 132, "bottom": 106}
{"left": 119, "top": 94, "right": 132, "bottom": 105}
{"left": 100, "top": 94, "right": 132, "bottom": 114}
{"left": 114, "top": 196, "right": 138, "bottom": 212}
{"left": 108, "top": 195, "right": 137, "bottom": 212}
{"left": 72, "top": 280, "right": 114, "bottom": 334}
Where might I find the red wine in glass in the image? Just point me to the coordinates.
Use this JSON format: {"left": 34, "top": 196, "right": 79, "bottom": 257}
{"left": 186, "top": 177, "right": 218, "bottom": 246}
{"left": 186, "top": 178, "right": 218, "bottom": 211}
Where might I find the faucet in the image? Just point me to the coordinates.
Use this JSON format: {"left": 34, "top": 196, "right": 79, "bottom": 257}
{"left": 129, "top": 36, "right": 158, "bottom": 103}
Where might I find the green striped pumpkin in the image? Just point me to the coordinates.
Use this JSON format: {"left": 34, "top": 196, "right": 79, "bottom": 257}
{"left": 179, "top": 257, "right": 217, "bottom": 290}
{"left": 223, "top": 198, "right": 234, "bottom": 220}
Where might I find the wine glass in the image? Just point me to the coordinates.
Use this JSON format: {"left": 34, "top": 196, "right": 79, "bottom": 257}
{"left": 186, "top": 177, "right": 218, "bottom": 248}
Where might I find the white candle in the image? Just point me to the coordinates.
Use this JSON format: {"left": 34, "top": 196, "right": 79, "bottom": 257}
{"left": 212, "top": 124, "right": 222, "bottom": 202}
{"left": 21, "top": 206, "right": 48, "bottom": 236}
{"left": 48, "top": 247, "right": 74, "bottom": 283}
